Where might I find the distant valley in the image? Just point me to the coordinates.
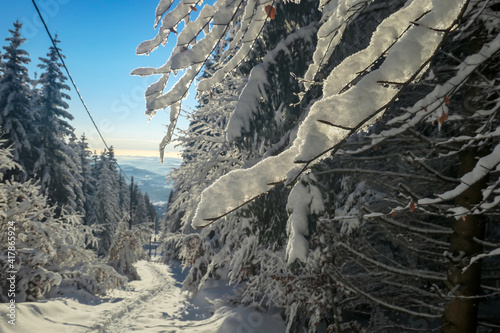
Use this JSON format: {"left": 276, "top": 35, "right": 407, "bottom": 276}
{"left": 117, "top": 156, "right": 182, "bottom": 217}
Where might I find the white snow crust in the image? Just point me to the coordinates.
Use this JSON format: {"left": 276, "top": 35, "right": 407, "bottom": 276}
{"left": 285, "top": 174, "right": 324, "bottom": 264}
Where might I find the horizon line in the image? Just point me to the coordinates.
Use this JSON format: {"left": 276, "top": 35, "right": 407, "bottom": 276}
{"left": 89, "top": 148, "right": 182, "bottom": 159}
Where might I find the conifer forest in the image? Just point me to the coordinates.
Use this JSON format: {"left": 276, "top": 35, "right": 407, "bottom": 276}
{"left": 1, "top": 1, "right": 500, "bottom": 332}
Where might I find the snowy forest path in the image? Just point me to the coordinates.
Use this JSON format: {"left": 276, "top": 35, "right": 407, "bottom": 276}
{"left": 87, "top": 259, "right": 208, "bottom": 333}
{"left": 1, "top": 259, "right": 285, "bottom": 332}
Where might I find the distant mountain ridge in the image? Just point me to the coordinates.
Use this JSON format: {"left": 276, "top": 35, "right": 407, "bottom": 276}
{"left": 117, "top": 156, "right": 182, "bottom": 217}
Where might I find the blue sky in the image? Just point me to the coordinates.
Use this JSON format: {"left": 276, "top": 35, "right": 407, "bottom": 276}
{"left": 1, "top": 0, "right": 195, "bottom": 158}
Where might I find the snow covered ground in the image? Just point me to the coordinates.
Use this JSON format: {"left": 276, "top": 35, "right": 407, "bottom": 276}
{"left": 0, "top": 259, "right": 285, "bottom": 332}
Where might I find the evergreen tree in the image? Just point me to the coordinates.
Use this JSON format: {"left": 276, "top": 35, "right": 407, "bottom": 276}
{"left": 0, "top": 21, "right": 36, "bottom": 180}
{"left": 0, "top": 140, "right": 127, "bottom": 302}
{"left": 143, "top": 193, "right": 157, "bottom": 228}
{"left": 128, "top": 176, "right": 138, "bottom": 229}
{"left": 76, "top": 134, "right": 99, "bottom": 226}
{"left": 117, "top": 171, "right": 130, "bottom": 212}
{"left": 108, "top": 218, "right": 142, "bottom": 281}
{"left": 319, "top": 4, "right": 500, "bottom": 329}
{"left": 137, "top": 0, "right": 500, "bottom": 331}
{"left": 133, "top": 187, "right": 148, "bottom": 225}
{"left": 67, "top": 134, "right": 86, "bottom": 216}
{"left": 95, "top": 148, "right": 122, "bottom": 256}
{"left": 125, "top": 176, "right": 155, "bottom": 230}
{"left": 32, "top": 36, "right": 81, "bottom": 215}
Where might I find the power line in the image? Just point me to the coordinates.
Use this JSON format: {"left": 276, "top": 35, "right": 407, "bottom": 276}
{"left": 31, "top": 0, "right": 129, "bottom": 180}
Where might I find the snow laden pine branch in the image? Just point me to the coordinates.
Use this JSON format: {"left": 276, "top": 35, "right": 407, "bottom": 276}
{"left": 336, "top": 31, "right": 500, "bottom": 219}
{"left": 132, "top": 0, "right": 276, "bottom": 161}
{"left": 135, "top": 0, "right": 470, "bottom": 227}
{"left": 192, "top": 1, "right": 469, "bottom": 227}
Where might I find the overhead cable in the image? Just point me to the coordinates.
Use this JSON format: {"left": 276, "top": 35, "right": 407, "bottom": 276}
{"left": 31, "top": 0, "right": 129, "bottom": 180}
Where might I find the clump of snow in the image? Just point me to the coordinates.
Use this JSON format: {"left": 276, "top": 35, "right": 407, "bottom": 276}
{"left": 334, "top": 181, "right": 373, "bottom": 235}
{"left": 463, "top": 248, "right": 500, "bottom": 273}
{"left": 303, "top": 0, "right": 367, "bottom": 90}
{"left": 226, "top": 24, "right": 317, "bottom": 141}
{"left": 448, "top": 206, "right": 470, "bottom": 220}
{"left": 419, "top": 143, "right": 500, "bottom": 205}
{"left": 286, "top": 173, "right": 324, "bottom": 264}
{"left": 197, "top": 0, "right": 275, "bottom": 92}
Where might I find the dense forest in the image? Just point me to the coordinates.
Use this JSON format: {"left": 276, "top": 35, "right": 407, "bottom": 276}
{"left": 0, "top": 22, "right": 157, "bottom": 302}
{"left": 132, "top": 0, "right": 500, "bottom": 332}
{"left": 1, "top": 0, "right": 499, "bottom": 332}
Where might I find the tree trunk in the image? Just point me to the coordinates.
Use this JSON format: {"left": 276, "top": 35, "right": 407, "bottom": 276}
{"left": 443, "top": 147, "right": 487, "bottom": 333}
{"left": 148, "top": 236, "right": 152, "bottom": 258}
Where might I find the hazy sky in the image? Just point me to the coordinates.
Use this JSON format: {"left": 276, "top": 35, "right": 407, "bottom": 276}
{"left": 1, "top": 0, "right": 195, "bottom": 158}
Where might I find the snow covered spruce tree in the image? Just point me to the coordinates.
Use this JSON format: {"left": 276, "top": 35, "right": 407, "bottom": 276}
{"left": 94, "top": 148, "right": 123, "bottom": 256}
{"left": 0, "top": 140, "right": 127, "bottom": 302}
{"left": 157, "top": 2, "right": 319, "bottom": 289}
{"left": 93, "top": 147, "right": 153, "bottom": 263}
{"left": 135, "top": 0, "right": 499, "bottom": 332}
{"left": 67, "top": 134, "right": 86, "bottom": 216}
{"left": 0, "top": 21, "right": 37, "bottom": 180}
{"left": 32, "top": 37, "right": 83, "bottom": 216}
{"left": 0, "top": 23, "right": 152, "bottom": 302}
{"left": 75, "top": 134, "right": 99, "bottom": 226}
{"left": 133, "top": 0, "right": 471, "bottom": 220}
{"left": 143, "top": 193, "right": 158, "bottom": 229}
{"left": 129, "top": 177, "right": 151, "bottom": 229}
{"left": 316, "top": 3, "right": 500, "bottom": 331}
{"left": 159, "top": 67, "right": 247, "bottom": 287}
{"left": 108, "top": 217, "right": 143, "bottom": 281}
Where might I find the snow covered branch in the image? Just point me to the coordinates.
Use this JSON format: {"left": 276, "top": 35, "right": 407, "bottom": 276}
{"left": 191, "top": 0, "right": 468, "bottom": 227}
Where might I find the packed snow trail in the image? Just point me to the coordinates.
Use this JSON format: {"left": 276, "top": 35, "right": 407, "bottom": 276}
{"left": 0, "top": 259, "right": 285, "bottom": 332}
{"left": 88, "top": 260, "right": 200, "bottom": 333}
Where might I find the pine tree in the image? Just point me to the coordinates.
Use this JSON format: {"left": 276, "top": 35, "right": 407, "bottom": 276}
{"left": 95, "top": 148, "right": 122, "bottom": 256}
{"left": 303, "top": 2, "right": 500, "bottom": 330}
{"left": 75, "top": 134, "right": 99, "bottom": 226}
{"left": 128, "top": 176, "right": 138, "bottom": 229}
{"left": 0, "top": 21, "right": 36, "bottom": 180}
{"left": 0, "top": 140, "right": 127, "bottom": 302}
{"left": 32, "top": 36, "right": 81, "bottom": 215}
{"left": 67, "top": 134, "right": 86, "bottom": 216}
{"left": 137, "top": 0, "right": 500, "bottom": 331}
{"left": 143, "top": 193, "right": 157, "bottom": 227}
{"left": 108, "top": 218, "right": 142, "bottom": 281}
{"left": 130, "top": 184, "right": 148, "bottom": 227}
{"left": 117, "top": 172, "right": 130, "bottom": 212}
{"left": 136, "top": 189, "right": 148, "bottom": 224}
